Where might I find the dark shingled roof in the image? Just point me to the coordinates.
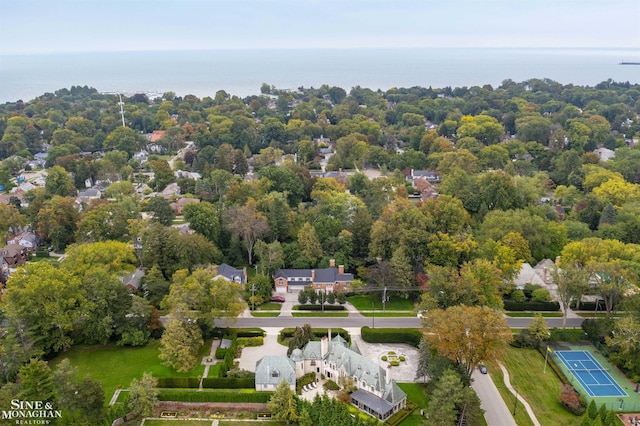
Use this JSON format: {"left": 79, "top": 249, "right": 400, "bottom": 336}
{"left": 351, "top": 389, "right": 394, "bottom": 417}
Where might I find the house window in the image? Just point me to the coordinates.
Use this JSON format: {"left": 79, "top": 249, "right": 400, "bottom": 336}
{"left": 310, "top": 360, "right": 316, "bottom": 366}
{"left": 271, "top": 370, "right": 280, "bottom": 378}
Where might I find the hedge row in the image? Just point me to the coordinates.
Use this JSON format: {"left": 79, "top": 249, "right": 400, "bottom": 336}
{"left": 156, "top": 377, "right": 200, "bottom": 388}
{"left": 237, "top": 336, "right": 264, "bottom": 347}
{"left": 569, "top": 301, "right": 611, "bottom": 311}
{"left": 361, "top": 327, "right": 422, "bottom": 347}
{"left": 156, "top": 377, "right": 255, "bottom": 389}
{"left": 293, "top": 304, "right": 345, "bottom": 311}
{"left": 279, "top": 328, "right": 350, "bottom": 341}
{"left": 211, "top": 328, "right": 265, "bottom": 338}
{"left": 201, "top": 377, "right": 255, "bottom": 388}
{"left": 158, "top": 390, "right": 272, "bottom": 403}
{"left": 503, "top": 301, "right": 560, "bottom": 311}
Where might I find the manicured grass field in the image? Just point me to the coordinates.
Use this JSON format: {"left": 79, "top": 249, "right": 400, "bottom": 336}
{"left": 51, "top": 339, "right": 209, "bottom": 403}
{"left": 489, "top": 346, "right": 581, "bottom": 426}
{"left": 257, "top": 302, "right": 282, "bottom": 310}
{"left": 291, "top": 312, "right": 349, "bottom": 317}
{"left": 347, "top": 294, "right": 415, "bottom": 311}
{"left": 485, "top": 363, "right": 535, "bottom": 426}
{"left": 360, "top": 312, "right": 417, "bottom": 317}
{"left": 251, "top": 312, "right": 280, "bottom": 317}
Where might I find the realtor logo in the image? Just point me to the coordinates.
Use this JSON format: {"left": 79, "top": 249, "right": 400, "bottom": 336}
{"left": 1, "top": 400, "right": 63, "bottom": 424}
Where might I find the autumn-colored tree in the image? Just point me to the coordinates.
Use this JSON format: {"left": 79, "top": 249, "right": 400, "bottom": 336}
{"left": 422, "top": 305, "right": 512, "bottom": 377}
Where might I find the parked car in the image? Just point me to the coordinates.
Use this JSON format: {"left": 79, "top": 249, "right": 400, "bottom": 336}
{"left": 270, "top": 295, "right": 285, "bottom": 303}
{"left": 478, "top": 365, "right": 487, "bottom": 374}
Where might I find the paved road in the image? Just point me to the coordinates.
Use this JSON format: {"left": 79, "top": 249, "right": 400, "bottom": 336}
{"left": 471, "top": 369, "right": 518, "bottom": 426}
{"left": 217, "top": 316, "right": 585, "bottom": 329}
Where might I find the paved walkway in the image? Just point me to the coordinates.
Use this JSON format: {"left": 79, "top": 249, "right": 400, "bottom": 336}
{"left": 499, "top": 363, "right": 542, "bottom": 426}
{"left": 199, "top": 339, "right": 221, "bottom": 390}
{"left": 470, "top": 370, "right": 517, "bottom": 426}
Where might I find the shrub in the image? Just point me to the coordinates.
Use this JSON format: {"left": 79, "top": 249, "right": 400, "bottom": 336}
{"left": 511, "top": 289, "right": 526, "bottom": 303}
{"left": 293, "top": 304, "right": 345, "bottom": 311}
{"left": 390, "top": 361, "right": 400, "bottom": 366}
{"left": 336, "top": 293, "right": 347, "bottom": 304}
{"left": 399, "top": 356, "right": 405, "bottom": 362}
{"left": 201, "top": 377, "right": 254, "bottom": 389}
{"left": 388, "top": 351, "right": 396, "bottom": 355}
{"left": 523, "top": 283, "right": 543, "bottom": 298}
{"left": 298, "top": 292, "right": 308, "bottom": 304}
{"left": 326, "top": 292, "right": 336, "bottom": 304}
{"left": 237, "top": 336, "right": 264, "bottom": 347}
{"left": 503, "top": 301, "right": 560, "bottom": 311}
{"left": 158, "top": 390, "right": 272, "bottom": 403}
{"left": 558, "top": 384, "right": 585, "bottom": 415}
{"left": 531, "top": 288, "right": 551, "bottom": 302}
{"left": 324, "top": 380, "right": 339, "bottom": 391}
{"left": 361, "top": 327, "right": 421, "bottom": 347}
{"left": 381, "top": 356, "right": 388, "bottom": 361}
{"left": 156, "top": 377, "right": 200, "bottom": 388}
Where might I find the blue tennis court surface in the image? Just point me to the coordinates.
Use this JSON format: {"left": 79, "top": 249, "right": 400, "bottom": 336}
{"left": 555, "top": 350, "right": 627, "bottom": 397}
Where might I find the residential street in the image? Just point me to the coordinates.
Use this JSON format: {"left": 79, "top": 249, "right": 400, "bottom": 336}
{"left": 218, "top": 315, "right": 585, "bottom": 329}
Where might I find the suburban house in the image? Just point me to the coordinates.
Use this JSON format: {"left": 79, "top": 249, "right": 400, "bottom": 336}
{"left": 255, "top": 331, "right": 407, "bottom": 421}
{"left": 273, "top": 259, "right": 353, "bottom": 293}
{"left": 120, "top": 268, "right": 145, "bottom": 291}
{"left": 406, "top": 169, "right": 441, "bottom": 183}
{"left": 0, "top": 244, "right": 29, "bottom": 268}
{"left": 170, "top": 197, "right": 200, "bottom": 214}
{"left": 215, "top": 263, "right": 247, "bottom": 284}
{"left": 7, "top": 231, "right": 39, "bottom": 253}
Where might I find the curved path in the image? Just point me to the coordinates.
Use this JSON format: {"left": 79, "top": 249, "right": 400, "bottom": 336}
{"left": 499, "top": 363, "right": 541, "bottom": 426}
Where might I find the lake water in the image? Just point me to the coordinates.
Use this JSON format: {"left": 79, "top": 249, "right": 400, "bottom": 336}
{"left": 1, "top": 48, "right": 639, "bottom": 102}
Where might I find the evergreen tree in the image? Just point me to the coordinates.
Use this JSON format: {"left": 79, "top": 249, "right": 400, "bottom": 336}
{"left": 128, "top": 373, "right": 159, "bottom": 418}
{"left": 267, "top": 380, "right": 297, "bottom": 424}
{"left": 598, "top": 202, "right": 616, "bottom": 228}
{"left": 587, "top": 399, "right": 598, "bottom": 419}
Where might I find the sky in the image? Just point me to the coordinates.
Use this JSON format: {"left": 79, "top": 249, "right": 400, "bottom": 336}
{"left": 1, "top": 0, "right": 639, "bottom": 55}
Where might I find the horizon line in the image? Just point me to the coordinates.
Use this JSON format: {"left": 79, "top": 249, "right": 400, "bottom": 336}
{"left": 2, "top": 45, "right": 639, "bottom": 56}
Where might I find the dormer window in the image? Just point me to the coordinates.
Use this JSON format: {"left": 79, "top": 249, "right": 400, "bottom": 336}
{"left": 271, "top": 370, "right": 280, "bottom": 378}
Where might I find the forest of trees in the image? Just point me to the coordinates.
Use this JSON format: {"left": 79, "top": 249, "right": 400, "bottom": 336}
{"left": 1, "top": 79, "right": 640, "bottom": 422}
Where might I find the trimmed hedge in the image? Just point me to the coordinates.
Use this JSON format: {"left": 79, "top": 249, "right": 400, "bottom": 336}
{"left": 293, "top": 304, "right": 345, "bottom": 311}
{"left": 156, "top": 377, "right": 200, "bottom": 388}
{"left": 503, "top": 300, "right": 560, "bottom": 311}
{"left": 201, "top": 377, "right": 254, "bottom": 389}
{"left": 158, "top": 390, "right": 272, "bottom": 403}
{"left": 361, "top": 327, "right": 422, "bottom": 347}
{"left": 211, "top": 327, "right": 265, "bottom": 338}
{"left": 569, "top": 301, "right": 611, "bottom": 311}
{"left": 279, "top": 328, "right": 350, "bottom": 342}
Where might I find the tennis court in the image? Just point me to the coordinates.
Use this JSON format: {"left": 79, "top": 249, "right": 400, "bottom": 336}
{"left": 555, "top": 350, "right": 627, "bottom": 397}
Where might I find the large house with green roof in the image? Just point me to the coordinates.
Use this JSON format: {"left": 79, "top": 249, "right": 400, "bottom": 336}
{"left": 255, "top": 331, "right": 406, "bottom": 421}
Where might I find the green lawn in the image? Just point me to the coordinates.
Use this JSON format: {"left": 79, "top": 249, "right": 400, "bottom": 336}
{"left": 257, "top": 302, "right": 282, "bottom": 310}
{"left": 490, "top": 346, "right": 582, "bottom": 426}
{"left": 291, "top": 312, "right": 349, "bottom": 317}
{"left": 396, "top": 383, "right": 427, "bottom": 426}
{"left": 485, "top": 363, "right": 535, "bottom": 426}
{"left": 251, "top": 312, "right": 281, "bottom": 317}
{"left": 360, "top": 312, "right": 417, "bottom": 317}
{"left": 506, "top": 312, "right": 564, "bottom": 317}
{"left": 347, "top": 294, "right": 415, "bottom": 311}
{"left": 51, "top": 340, "right": 209, "bottom": 403}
